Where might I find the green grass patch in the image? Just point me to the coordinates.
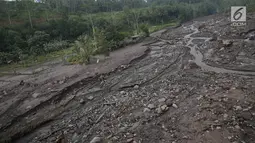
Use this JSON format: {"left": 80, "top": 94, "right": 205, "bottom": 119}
{"left": 149, "top": 21, "right": 180, "bottom": 33}
{"left": 0, "top": 48, "right": 72, "bottom": 72}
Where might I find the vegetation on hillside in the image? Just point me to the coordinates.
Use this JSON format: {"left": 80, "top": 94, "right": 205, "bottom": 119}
{"left": 0, "top": 0, "right": 255, "bottom": 66}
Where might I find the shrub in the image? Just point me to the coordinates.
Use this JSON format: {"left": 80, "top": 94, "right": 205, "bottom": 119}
{"left": 43, "top": 40, "right": 69, "bottom": 53}
{"left": 139, "top": 24, "right": 150, "bottom": 37}
{"left": 71, "top": 35, "right": 96, "bottom": 64}
{"left": 27, "top": 31, "right": 50, "bottom": 55}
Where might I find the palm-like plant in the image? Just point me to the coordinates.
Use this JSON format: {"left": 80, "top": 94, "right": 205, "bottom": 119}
{"left": 72, "top": 35, "right": 97, "bottom": 64}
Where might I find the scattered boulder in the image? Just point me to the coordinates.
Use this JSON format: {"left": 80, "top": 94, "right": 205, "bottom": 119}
{"left": 134, "top": 85, "right": 139, "bottom": 89}
{"left": 235, "top": 105, "right": 242, "bottom": 111}
{"left": 158, "top": 98, "right": 166, "bottom": 103}
{"left": 156, "top": 107, "right": 163, "bottom": 114}
{"left": 71, "top": 133, "right": 81, "bottom": 143}
{"left": 59, "top": 80, "right": 65, "bottom": 84}
{"left": 172, "top": 103, "right": 178, "bottom": 109}
{"left": 3, "top": 90, "right": 7, "bottom": 95}
{"left": 32, "top": 92, "right": 40, "bottom": 98}
{"left": 20, "top": 80, "right": 25, "bottom": 86}
{"left": 120, "top": 91, "right": 126, "bottom": 95}
{"left": 249, "top": 34, "right": 255, "bottom": 40}
{"left": 148, "top": 104, "right": 155, "bottom": 109}
{"left": 223, "top": 113, "right": 228, "bottom": 119}
{"left": 198, "top": 24, "right": 206, "bottom": 30}
{"left": 26, "top": 106, "right": 32, "bottom": 109}
{"left": 87, "top": 96, "right": 94, "bottom": 100}
{"left": 165, "top": 99, "right": 173, "bottom": 106}
{"left": 160, "top": 105, "right": 169, "bottom": 112}
{"left": 143, "top": 108, "right": 151, "bottom": 112}
{"left": 80, "top": 99, "right": 85, "bottom": 104}
{"left": 235, "top": 125, "right": 241, "bottom": 129}
{"left": 210, "top": 33, "right": 218, "bottom": 41}
{"left": 127, "top": 138, "right": 134, "bottom": 143}
{"left": 90, "top": 137, "right": 103, "bottom": 143}
{"left": 184, "top": 60, "right": 200, "bottom": 70}
{"left": 221, "top": 40, "right": 233, "bottom": 47}
{"left": 216, "top": 126, "right": 221, "bottom": 130}
{"left": 129, "top": 122, "right": 140, "bottom": 131}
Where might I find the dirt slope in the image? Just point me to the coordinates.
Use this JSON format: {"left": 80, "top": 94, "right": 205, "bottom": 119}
{"left": 0, "top": 13, "right": 255, "bottom": 143}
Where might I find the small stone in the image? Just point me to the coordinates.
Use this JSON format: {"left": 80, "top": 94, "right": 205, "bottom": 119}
{"left": 161, "top": 105, "right": 169, "bottom": 111}
{"left": 19, "top": 80, "right": 25, "bottom": 85}
{"left": 222, "top": 40, "right": 233, "bottom": 47}
{"left": 3, "top": 90, "right": 7, "bottom": 95}
{"left": 127, "top": 138, "right": 133, "bottom": 143}
{"left": 148, "top": 104, "right": 155, "bottom": 109}
{"left": 235, "top": 125, "right": 240, "bottom": 129}
{"left": 90, "top": 137, "right": 102, "bottom": 143}
{"left": 129, "top": 122, "right": 140, "bottom": 131}
{"left": 182, "top": 136, "right": 188, "bottom": 139}
{"left": 220, "top": 47, "right": 225, "bottom": 51}
{"left": 235, "top": 106, "right": 242, "bottom": 110}
{"left": 223, "top": 113, "right": 228, "bottom": 119}
{"left": 134, "top": 85, "right": 139, "bottom": 89}
{"left": 59, "top": 80, "right": 65, "bottom": 84}
{"left": 120, "top": 91, "right": 126, "bottom": 95}
{"left": 158, "top": 98, "right": 166, "bottom": 103}
{"left": 196, "top": 95, "right": 203, "bottom": 100}
{"left": 32, "top": 92, "right": 40, "bottom": 98}
{"left": 156, "top": 107, "right": 163, "bottom": 114}
{"left": 166, "top": 99, "right": 173, "bottom": 106}
{"left": 172, "top": 103, "right": 178, "bottom": 109}
{"left": 79, "top": 99, "right": 85, "bottom": 104}
{"left": 143, "top": 108, "right": 151, "bottom": 112}
{"left": 71, "top": 133, "right": 80, "bottom": 143}
{"left": 216, "top": 126, "right": 221, "bottom": 130}
{"left": 26, "top": 106, "right": 32, "bottom": 109}
{"left": 87, "top": 96, "right": 94, "bottom": 100}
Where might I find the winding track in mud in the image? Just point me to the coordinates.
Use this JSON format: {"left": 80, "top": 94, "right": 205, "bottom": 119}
{"left": 185, "top": 23, "right": 255, "bottom": 75}
{"left": 156, "top": 22, "right": 255, "bottom": 75}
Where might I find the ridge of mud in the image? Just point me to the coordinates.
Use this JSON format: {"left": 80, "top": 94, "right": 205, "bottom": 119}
{"left": 0, "top": 45, "right": 150, "bottom": 142}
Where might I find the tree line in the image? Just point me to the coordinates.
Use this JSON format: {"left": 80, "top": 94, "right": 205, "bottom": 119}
{"left": 0, "top": 0, "right": 254, "bottom": 65}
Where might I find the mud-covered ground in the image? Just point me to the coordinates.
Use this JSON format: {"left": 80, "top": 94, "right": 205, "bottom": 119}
{"left": 0, "top": 13, "right": 255, "bottom": 143}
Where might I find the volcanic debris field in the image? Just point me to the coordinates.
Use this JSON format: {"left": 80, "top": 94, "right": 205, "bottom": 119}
{"left": 0, "top": 13, "right": 255, "bottom": 143}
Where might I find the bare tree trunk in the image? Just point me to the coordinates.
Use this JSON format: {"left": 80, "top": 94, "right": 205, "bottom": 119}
{"left": 90, "top": 15, "right": 96, "bottom": 41}
{"left": 25, "top": 1, "right": 33, "bottom": 29}
{"left": 28, "top": 10, "right": 33, "bottom": 29}
{"left": 46, "top": 10, "right": 49, "bottom": 21}
{"left": 8, "top": 13, "right": 12, "bottom": 25}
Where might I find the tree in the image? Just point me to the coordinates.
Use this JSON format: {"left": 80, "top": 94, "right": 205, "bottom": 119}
{"left": 24, "top": 0, "right": 34, "bottom": 29}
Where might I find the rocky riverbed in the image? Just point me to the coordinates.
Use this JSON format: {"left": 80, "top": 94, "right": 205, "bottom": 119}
{"left": 0, "top": 13, "right": 255, "bottom": 143}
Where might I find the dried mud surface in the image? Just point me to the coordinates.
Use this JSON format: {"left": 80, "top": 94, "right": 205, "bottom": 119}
{"left": 0, "top": 13, "right": 255, "bottom": 143}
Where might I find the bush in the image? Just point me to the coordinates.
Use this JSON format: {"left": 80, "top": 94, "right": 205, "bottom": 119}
{"left": 27, "top": 31, "right": 50, "bottom": 55}
{"left": 43, "top": 40, "right": 69, "bottom": 53}
{"left": 71, "top": 35, "right": 96, "bottom": 64}
{"left": 0, "top": 52, "right": 13, "bottom": 65}
{"left": 139, "top": 24, "right": 150, "bottom": 37}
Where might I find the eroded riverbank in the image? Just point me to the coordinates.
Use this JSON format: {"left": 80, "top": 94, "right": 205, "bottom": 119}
{"left": 0, "top": 13, "right": 255, "bottom": 143}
